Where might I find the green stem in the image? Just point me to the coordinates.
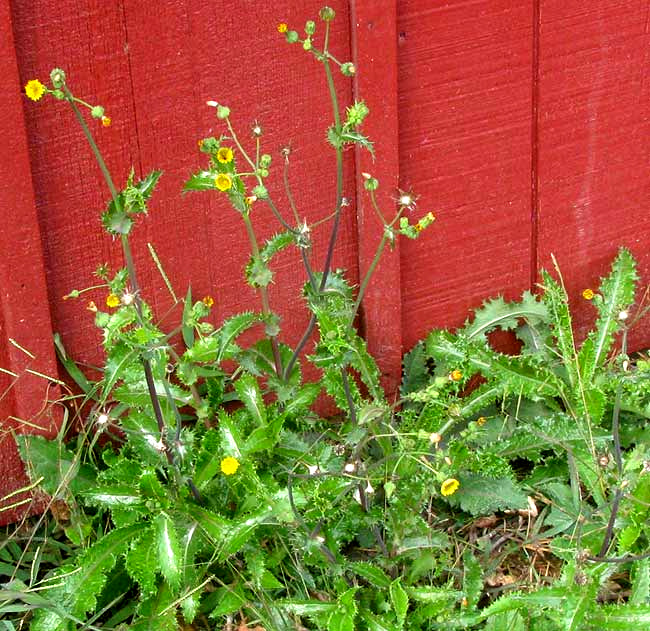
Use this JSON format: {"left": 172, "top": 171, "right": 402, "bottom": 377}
{"left": 283, "top": 22, "right": 345, "bottom": 378}
{"left": 241, "top": 211, "right": 283, "bottom": 377}
{"left": 64, "top": 86, "right": 195, "bottom": 482}
{"left": 350, "top": 207, "right": 404, "bottom": 322}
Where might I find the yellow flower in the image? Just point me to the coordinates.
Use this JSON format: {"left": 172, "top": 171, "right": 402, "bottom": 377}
{"left": 106, "top": 293, "right": 120, "bottom": 308}
{"left": 476, "top": 416, "right": 487, "bottom": 426}
{"left": 441, "top": 478, "right": 460, "bottom": 496}
{"left": 217, "top": 146, "right": 234, "bottom": 163}
{"left": 101, "top": 115, "right": 111, "bottom": 127}
{"left": 25, "top": 79, "right": 46, "bottom": 101}
{"left": 202, "top": 295, "right": 214, "bottom": 307}
{"left": 215, "top": 173, "right": 232, "bottom": 191}
{"left": 220, "top": 456, "right": 240, "bottom": 475}
{"left": 277, "top": 23, "right": 288, "bottom": 33}
{"left": 582, "top": 288, "right": 594, "bottom": 300}
{"left": 450, "top": 369, "right": 463, "bottom": 381}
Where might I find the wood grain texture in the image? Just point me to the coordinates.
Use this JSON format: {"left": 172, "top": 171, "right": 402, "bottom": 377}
{"left": 397, "top": 1, "right": 535, "bottom": 352}
{"left": 0, "top": 0, "right": 60, "bottom": 525}
{"left": 536, "top": 0, "right": 650, "bottom": 346}
{"left": 351, "top": 0, "right": 402, "bottom": 396}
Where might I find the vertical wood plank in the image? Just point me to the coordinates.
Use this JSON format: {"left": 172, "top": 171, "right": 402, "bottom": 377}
{"left": 350, "top": 0, "right": 402, "bottom": 396}
{"left": 536, "top": 0, "right": 650, "bottom": 347}
{"left": 397, "top": 1, "right": 534, "bottom": 350}
{"left": 0, "top": 0, "right": 61, "bottom": 524}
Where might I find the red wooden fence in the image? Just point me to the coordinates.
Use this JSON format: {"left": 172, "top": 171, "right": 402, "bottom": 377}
{"left": 1, "top": 0, "right": 648, "bottom": 524}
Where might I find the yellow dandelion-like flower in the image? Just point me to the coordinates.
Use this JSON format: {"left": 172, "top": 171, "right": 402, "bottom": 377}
{"left": 101, "top": 116, "right": 111, "bottom": 127}
{"left": 277, "top": 23, "right": 288, "bottom": 33}
{"left": 215, "top": 173, "right": 232, "bottom": 191}
{"left": 106, "top": 293, "right": 120, "bottom": 308}
{"left": 217, "top": 146, "right": 234, "bottom": 163}
{"left": 220, "top": 456, "right": 240, "bottom": 475}
{"left": 202, "top": 295, "right": 214, "bottom": 308}
{"left": 476, "top": 416, "right": 487, "bottom": 426}
{"left": 25, "top": 79, "right": 46, "bottom": 102}
{"left": 582, "top": 288, "right": 594, "bottom": 300}
{"left": 450, "top": 369, "right": 463, "bottom": 381}
{"left": 441, "top": 478, "right": 460, "bottom": 497}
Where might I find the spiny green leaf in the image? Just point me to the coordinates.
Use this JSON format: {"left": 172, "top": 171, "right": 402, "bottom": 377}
{"left": 125, "top": 527, "right": 157, "bottom": 598}
{"left": 578, "top": 247, "right": 637, "bottom": 386}
{"left": 193, "top": 429, "right": 221, "bottom": 487}
{"left": 540, "top": 269, "right": 578, "bottom": 389}
{"left": 389, "top": 578, "right": 409, "bottom": 628}
{"left": 463, "top": 549, "right": 483, "bottom": 609}
{"left": 362, "top": 612, "right": 401, "bottom": 631}
{"left": 259, "top": 231, "right": 294, "bottom": 263}
{"left": 401, "top": 341, "right": 430, "bottom": 397}
{"left": 154, "top": 513, "right": 182, "bottom": 591}
{"left": 234, "top": 372, "right": 266, "bottom": 425}
{"left": 464, "top": 291, "right": 548, "bottom": 341}
{"left": 347, "top": 562, "right": 391, "bottom": 588}
{"left": 183, "top": 170, "right": 218, "bottom": 192}
{"left": 630, "top": 558, "right": 650, "bottom": 605}
{"left": 181, "top": 286, "right": 194, "bottom": 349}
{"left": 81, "top": 485, "right": 143, "bottom": 508}
{"left": 65, "top": 523, "right": 146, "bottom": 617}
{"left": 588, "top": 603, "right": 650, "bottom": 629}
{"left": 449, "top": 473, "right": 528, "bottom": 516}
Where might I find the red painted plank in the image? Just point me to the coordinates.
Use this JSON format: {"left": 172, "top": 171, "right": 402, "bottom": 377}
{"left": 0, "top": 0, "right": 61, "bottom": 524}
{"left": 536, "top": 0, "right": 650, "bottom": 347}
{"left": 350, "top": 0, "right": 402, "bottom": 397}
{"left": 397, "top": 1, "right": 534, "bottom": 351}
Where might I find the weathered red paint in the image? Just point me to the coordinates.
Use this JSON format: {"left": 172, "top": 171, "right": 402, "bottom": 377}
{"left": 2, "top": 0, "right": 649, "bottom": 522}
{"left": 397, "top": 0, "right": 535, "bottom": 351}
{"left": 351, "top": 0, "right": 402, "bottom": 397}
{"left": 535, "top": 0, "right": 650, "bottom": 347}
{"left": 0, "top": 0, "right": 61, "bottom": 524}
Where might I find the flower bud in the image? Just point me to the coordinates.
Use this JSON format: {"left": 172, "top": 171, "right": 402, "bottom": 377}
{"left": 341, "top": 62, "right": 356, "bottom": 76}
{"left": 259, "top": 153, "right": 272, "bottom": 168}
{"left": 286, "top": 30, "right": 299, "bottom": 43}
{"left": 305, "top": 20, "right": 316, "bottom": 35}
{"left": 50, "top": 68, "right": 66, "bottom": 87}
{"left": 363, "top": 175, "right": 379, "bottom": 191}
{"left": 258, "top": 168, "right": 269, "bottom": 178}
{"left": 90, "top": 105, "right": 105, "bottom": 119}
{"left": 319, "top": 6, "right": 336, "bottom": 21}
{"left": 252, "top": 184, "right": 268, "bottom": 199}
{"left": 217, "top": 104, "right": 230, "bottom": 119}
{"left": 303, "top": 38, "right": 312, "bottom": 51}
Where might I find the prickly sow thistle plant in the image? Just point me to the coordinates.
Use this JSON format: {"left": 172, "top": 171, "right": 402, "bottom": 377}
{"left": 15, "top": 9, "right": 469, "bottom": 631}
